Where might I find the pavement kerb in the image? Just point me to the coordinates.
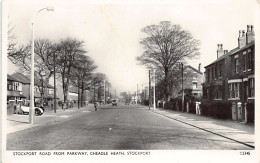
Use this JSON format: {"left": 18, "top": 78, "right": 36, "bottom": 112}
{"left": 147, "top": 107, "right": 254, "bottom": 149}
{"left": 6, "top": 105, "right": 95, "bottom": 134}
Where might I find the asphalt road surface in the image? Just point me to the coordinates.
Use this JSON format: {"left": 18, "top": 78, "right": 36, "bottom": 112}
{"left": 7, "top": 104, "right": 252, "bottom": 150}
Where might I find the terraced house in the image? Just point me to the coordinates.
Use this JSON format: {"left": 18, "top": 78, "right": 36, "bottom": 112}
{"left": 202, "top": 25, "right": 255, "bottom": 123}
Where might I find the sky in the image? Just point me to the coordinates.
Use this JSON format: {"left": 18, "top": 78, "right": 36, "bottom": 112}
{"left": 4, "top": 0, "right": 258, "bottom": 94}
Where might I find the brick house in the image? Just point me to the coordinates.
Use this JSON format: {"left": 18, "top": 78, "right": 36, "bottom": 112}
{"left": 184, "top": 65, "right": 203, "bottom": 98}
{"left": 227, "top": 25, "right": 255, "bottom": 121}
{"left": 11, "top": 72, "right": 54, "bottom": 106}
{"left": 202, "top": 44, "right": 233, "bottom": 101}
{"left": 202, "top": 25, "right": 255, "bottom": 122}
{"left": 7, "top": 74, "right": 26, "bottom": 102}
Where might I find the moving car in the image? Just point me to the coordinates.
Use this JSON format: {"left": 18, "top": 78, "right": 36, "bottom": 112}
{"left": 19, "top": 104, "right": 44, "bottom": 116}
{"left": 112, "top": 100, "right": 117, "bottom": 106}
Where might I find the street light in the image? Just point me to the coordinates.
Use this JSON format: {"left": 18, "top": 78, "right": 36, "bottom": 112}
{"left": 29, "top": 7, "right": 54, "bottom": 124}
{"left": 104, "top": 80, "right": 106, "bottom": 105}
{"left": 153, "top": 68, "right": 156, "bottom": 110}
{"left": 147, "top": 66, "right": 156, "bottom": 110}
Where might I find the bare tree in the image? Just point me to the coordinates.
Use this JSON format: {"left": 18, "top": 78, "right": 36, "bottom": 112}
{"left": 137, "top": 21, "right": 200, "bottom": 100}
{"left": 55, "top": 38, "right": 87, "bottom": 108}
{"left": 70, "top": 54, "right": 97, "bottom": 107}
{"left": 8, "top": 38, "right": 56, "bottom": 105}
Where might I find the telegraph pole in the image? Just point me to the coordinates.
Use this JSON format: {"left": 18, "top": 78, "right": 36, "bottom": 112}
{"left": 181, "top": 63, "right": 184, "bottom": 112}
{"left": 149, "top": 70, "right": 151, "bottom": 110}
{"left": 153, "top": 68, "right": 156, "bottom": 110}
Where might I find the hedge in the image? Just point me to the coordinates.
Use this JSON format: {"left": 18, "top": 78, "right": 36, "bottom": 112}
{"left": 247, "top": 103, "right": 254, "bottom": 123}
{"left": 200, "top": 100, "right": 232, "bottom": 119}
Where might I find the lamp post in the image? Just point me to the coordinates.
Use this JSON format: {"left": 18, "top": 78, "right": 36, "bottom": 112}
{"left": 104, "top": 80, "right": 106, "bottom": 104}
{"left": 29, "top": 7, "right": 54, "bottom": 124}
{"left": 181, "top": 63, "right": 184, "bottom": 112}
{"left": 53, "top": 52, "right": 57, "bottom": 113}
{"left": 153, "top": 68, "right": 156, "bottom": 110}
{"left": 149, "top": 70, "right": 151, "bottom": 110}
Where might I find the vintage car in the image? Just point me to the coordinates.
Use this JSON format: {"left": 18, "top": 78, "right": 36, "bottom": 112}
{"left": 19, "top": 104, "right": 44, "bottom": 116}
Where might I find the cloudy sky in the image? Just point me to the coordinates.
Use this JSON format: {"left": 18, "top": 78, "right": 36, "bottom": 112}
{"left": 5, "top": 0, "right": 258, "bottom": 94}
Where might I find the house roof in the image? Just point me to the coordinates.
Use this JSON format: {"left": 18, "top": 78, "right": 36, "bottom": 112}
{"left": 7, "top": 74, "right": 19, "bottom": 82}
{"left": 204, "top": 41, "right": 255, "bottom": 68}
{"left": 229, "top": 41, "right": 255, "bottom": 56}
{"left": 11, "top": 73, "right": 30, "bottom": 84}
{"left": 204, "top": 47, "right": 239, "bottom": 68}
{"left": 11, "top": 72, "right": 54, "bottom": 88}
{"left": 184, "top": 65, "right": 203, "bottom": 75}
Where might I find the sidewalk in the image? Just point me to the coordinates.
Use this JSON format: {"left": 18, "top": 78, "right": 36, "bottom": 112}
{"left": 6, "top": 104, "right": 96, "bottom": 134}
{"left": 149, "top": 107, "right": 254, "bottom": 147}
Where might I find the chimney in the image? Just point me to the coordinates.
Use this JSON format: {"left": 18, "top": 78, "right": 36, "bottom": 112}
{"left": 217, "top": 44, "right": 224, "bottom": 59}
{"left": 224, "top": 50, "right": 228, "bottom": 54}
{"left": 198, "top": 63, "right": 201, "bottom": 72}
{"left": 238, "top": 29, "right": 246, "bottom": 48}
{"left": 246, "top": 25, "right": 255, "bottom": 44}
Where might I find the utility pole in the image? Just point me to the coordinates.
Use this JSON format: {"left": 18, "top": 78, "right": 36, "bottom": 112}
{"left": 104, "top": 80, "right": 106, "bottom": 104}
{"left": 149, "top": 70, "right": 151, "bottom": 110}
{"left": 181, "top": 63, "right": 184, "bottom": 112}
{"left": 153, "top": 68, "right": 156, "bottom": 110}
{"left": 136, "top": 84, "right": 138, "bottom": 104}
{"left": 53, "top": 52, "right": 56, "bottom": 113}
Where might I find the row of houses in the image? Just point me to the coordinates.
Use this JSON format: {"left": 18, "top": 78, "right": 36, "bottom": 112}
{"left": 7, "top": 72, "right": 92, "bottom": 114}
{"left": 7, "top": 73, "right": 54, "bottom": 105}
{"left": 202, "top": 25, "right": 255, "bottom": 122}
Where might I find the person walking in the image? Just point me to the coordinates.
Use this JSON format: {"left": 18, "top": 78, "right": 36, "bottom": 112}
{"left": 94, "top": 102, "right": 98, "bottom": 111}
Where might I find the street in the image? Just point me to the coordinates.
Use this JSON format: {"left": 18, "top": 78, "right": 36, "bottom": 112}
{"left": 6, "top": 104, "right": 254, "bottom": 150}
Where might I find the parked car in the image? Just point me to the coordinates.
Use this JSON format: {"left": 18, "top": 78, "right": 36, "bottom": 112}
{"left": 19, "top": 104, "right": 44, "bottom": 116}
{"left": 112, "top": 100, "right": 117, "bottom": 106}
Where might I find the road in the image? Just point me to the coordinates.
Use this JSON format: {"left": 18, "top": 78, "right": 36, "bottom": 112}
{"left": 7, "top": 104, "right": 252, "bottom": 150}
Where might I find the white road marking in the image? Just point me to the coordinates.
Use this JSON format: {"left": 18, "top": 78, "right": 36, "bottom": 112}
{"left": 59, "top": 115, "right": 69, "bottom": 118}
{"left": 116, "top": 118, "right": 118, "bottom": 119}
{"left": 82, "top": 111, "right": 91, "bottom": 112}
{"left": 109, "top": 128, "right": 112, "bottom": 130}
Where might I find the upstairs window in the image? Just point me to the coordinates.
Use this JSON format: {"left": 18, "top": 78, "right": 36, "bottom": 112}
{"left": 243, "top": 51, "right": 247, "bottom": 71}
{"left": 235, "top": 57, "right": 239, "bottom": 73}
{"left": 7, "top": 81, "right": 13, "bottom": 91}
{"left": 248, "top": 51, "right": 252, "bottom": 70}
{"left": 219, "top": 64, "right": 222, "bottom": 77}
{"left": 248, "top": 78, "right": 254, "bottom": 97}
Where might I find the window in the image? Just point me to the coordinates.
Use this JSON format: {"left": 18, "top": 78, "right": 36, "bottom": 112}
{"left": 214, "top": 86, "right": 222, "bottom": 99}
{"left": 7, "top": 81, "right": 12, "bottom": 91}
{"left": 193, "top": 82, "right": 197, "bottom": 89}
{"left": 212, "top": 67, "right": 214, "bottom": 80}
{"left": 207, "top": 69, "right": 210, "bottom": 82}
{"left": 229, "top": 83, "right": 240, "bottom": 99}
{"left": 49, "top": 89, "right": 54, "bottom": 95}
{"left": 235, "top": 58, "right": 239, "bottom": 73}
{"left": 248, "top": 78, "right": 254, "bottom": 97}
{"left": 215, "top": 65, "right": 218, "bottom": 79}
{"left": 206, "top": 88, "right": 210, "bottom": 99}
{"left": 248, "top": 52, "right": 252, "bottom": 70}
{"left": 219, "top": 64, "right": 222, "bottom": 77}
{"left": 243, "top": 52, "right": 247, "bottom": 71}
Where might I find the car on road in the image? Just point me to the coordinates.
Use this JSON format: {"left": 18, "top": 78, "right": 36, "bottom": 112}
{"left": 112, "top": 100, "right": 117, "bottom": 106}
{"left": 18, "top": 104, "right": 44, "bottom": 116}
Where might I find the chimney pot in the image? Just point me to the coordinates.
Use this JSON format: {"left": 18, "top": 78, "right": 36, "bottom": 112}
{"left": 247, "top": 25, "right": 251, "bottom": 32}
{"left": 220, "top": 44, "right": 223, "bottom": 49}
{"left": 242, "top": 30, "right": 245, "bottom": 37}
{"left": 239, "top": 30, "right": 242, "bottom": 37}
{"left": 251, "top": 25, "right": 254, "bottom": 31}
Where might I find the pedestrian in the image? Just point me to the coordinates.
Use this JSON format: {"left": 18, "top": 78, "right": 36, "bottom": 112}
{"left": 94, "top": 102, "right": 98, "bottom": 111}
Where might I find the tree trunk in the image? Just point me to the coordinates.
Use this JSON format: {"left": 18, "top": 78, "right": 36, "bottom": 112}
{"left": 78, "top": 78, "right": 80, "bottom": 109}
{"left": 81, "top": 81, "right": 84, "bottom": 107}
{"left": 164, "top": 69, "right": 169, "bottom": 100}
